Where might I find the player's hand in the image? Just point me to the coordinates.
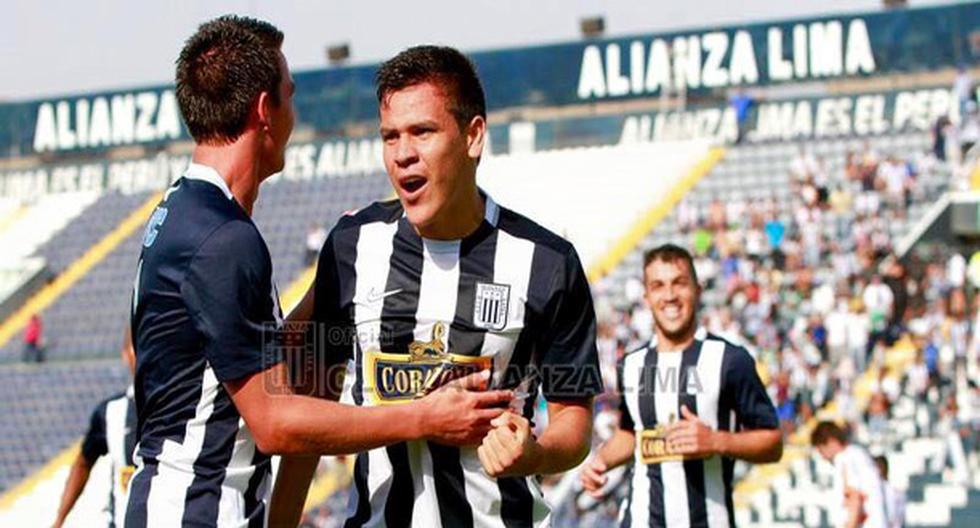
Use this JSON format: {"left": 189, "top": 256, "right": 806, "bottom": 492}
{"left": 665, "top": 405, "right": 718, "bottom": 458}
{"left": 417, "top": 370, "right": 512, "bottom": 447}
{"left": 477, "top": 411, "right": 540, "bottom": 478}
{"left": 580, "top": 456, "right": 609, "bottom": 497}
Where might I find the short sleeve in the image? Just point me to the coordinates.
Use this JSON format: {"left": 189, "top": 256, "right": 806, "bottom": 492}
{"left": 182, "top": 220, "right": 281, "bottom": 383}
{"left": 722, "top": 346, "right": 779, "bottom": 430}
{"left": 539, "top": 249, "right": 603, "bottom": 400}
{"left": 616, "top": 359, "right": 635, "bottom": 430}
{"left": 80, "top": 402, "right": 108, "bottom": 464}
{"left": 312, "top": 227, "right": 351, "bottom": 366}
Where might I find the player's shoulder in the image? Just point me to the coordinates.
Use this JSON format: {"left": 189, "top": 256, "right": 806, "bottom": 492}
{"left": 198, "top": 218, "right": 266, "bottom": 255}
{"left": 495, "top": 205, "right": 577, "bottom": 261}
{"left": 704, "top": 331, "right": 752, "bottom": 357}
{"left": 705, "top": 332, "right": 761, "bottom": 381}
{"left": 92, "top": 391, "right": 127, "bottom": 417}
{"left": 619, "top": 341, "right": 652, "bottom": 367}
{"left": 331, "top": 198, "right": 403, "bottom": 235}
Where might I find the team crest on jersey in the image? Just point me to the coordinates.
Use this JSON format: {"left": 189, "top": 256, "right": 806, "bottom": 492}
{"left": 365, "top": 322, "right": 492, "bottom": 404}
{"left": 473, "top": 282, "right": 510, "bottom": 331}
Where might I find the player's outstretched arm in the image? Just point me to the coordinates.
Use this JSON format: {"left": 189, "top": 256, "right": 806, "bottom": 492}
{"left": 228, "top": 367, "right": 511, "bottom": 455}
{"left": 581, "top": 428, "right": 636, "bottom": 497}
{"left": 477, "top": 398, "right": 593, "bottom": 478}
{"left": 51, "top": 453, "right": 95, "bottom": 528}
{"left": 268, "top": 453, "right": 319, "bottom": 528}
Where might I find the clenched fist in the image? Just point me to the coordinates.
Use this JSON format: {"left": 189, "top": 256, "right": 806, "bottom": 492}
{"left": 477, "top": 412, "right": 540, "bottom": 478}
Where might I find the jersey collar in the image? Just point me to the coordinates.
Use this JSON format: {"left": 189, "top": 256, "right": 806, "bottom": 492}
{"left": 183, "top": 163, "right": 234, "bottom": 200}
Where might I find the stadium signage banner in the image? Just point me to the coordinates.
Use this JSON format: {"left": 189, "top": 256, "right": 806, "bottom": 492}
{"left": 0, "top": 4, "right": 973, "bottom": 158}
{"left": 31, "top": 89, "right": 182, "bottom": 153}
{"left": 617, "top": 87, "right": 952, "bottom": 145}
{"left": 576, "top": 18, "right": 876, "bottom": 100}
{"left": 0, "top": 137, "right": 386, "bottom": 200}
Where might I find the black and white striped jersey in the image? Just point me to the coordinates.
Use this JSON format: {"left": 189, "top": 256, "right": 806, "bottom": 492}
{"left": 127, "top": 163, "right": 283, "bottom": 527}
{"left": 617, "top": 328, "right": 778, "bottom": 528}
{"left": 310, "top": 193, "right": 602, "bottom": 528}
{"left": 80, "top": 387, "right": 137, "bottom": 528}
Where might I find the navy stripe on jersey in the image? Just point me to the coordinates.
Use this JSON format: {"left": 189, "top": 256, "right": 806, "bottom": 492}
{"left": 379, "top": 217, "right": 422, "bottom": 527}
{"left": 182, "top": 390, "right": 240, "bottom": 525}
{"left": 345, "top": 453, "right": 372, "bottom": 528}
{"left": 679, "top": 342, "right": 707, "bottom": 526}
{"left": 639, "top": 347, "right": 666, "bottom": 527}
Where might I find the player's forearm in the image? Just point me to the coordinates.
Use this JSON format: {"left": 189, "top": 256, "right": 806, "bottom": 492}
{"left": 714, "top": 429, "right": 782, "bottom": 463}
{"left": 268, "top": 455, "right": 319, "bottom": 527}
{"left": 531, "top": 403, "right": 593, "bottom": 475}
{"left": 597, "top": 429, "right": 636, "bottom": 469}
{"left": 259, "top": 397, "right": 424, "bottom": 455}
{"left": 52, "top": 456, "right": 92, "bottom": 527}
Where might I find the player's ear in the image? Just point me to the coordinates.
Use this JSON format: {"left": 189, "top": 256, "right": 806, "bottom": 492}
{"left": 255, "top": 91, "right": 273, "bottom": 134}
{"left": 465, "top": 115, "right": 487, "bottom": 161}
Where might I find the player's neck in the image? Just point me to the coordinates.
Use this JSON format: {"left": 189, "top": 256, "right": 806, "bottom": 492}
{"left": 415, "top": 184, "right": 484, "bottom": 240}
{"left": 654, "top": 325, "right": 697, "bottom": 352}
{"left": 192, "top": 142, "right": 263, "bottom": 216}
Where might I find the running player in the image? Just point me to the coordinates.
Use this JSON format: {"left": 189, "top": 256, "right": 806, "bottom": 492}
{"left": 811, "top": 421, "right": 889, "bottom": 528}
{"left": 271, "top": 45, "right": 603, "bottom": 527}
{"left": 581, "top": 244, "right": 782, "bottom": 527}
{"left": 52, "top": 332, "right": 136, "bottom": 528}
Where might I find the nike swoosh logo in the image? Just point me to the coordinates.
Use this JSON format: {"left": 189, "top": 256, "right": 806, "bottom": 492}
{"left": 364, "top": 288, "right": 403, "bottom": 304}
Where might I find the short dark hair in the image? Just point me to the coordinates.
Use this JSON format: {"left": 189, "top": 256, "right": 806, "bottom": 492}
{"left": 873, "top": 455, "right": 888, "bottom": 478}
{"left": 375, "top": 45, "right": 486, "bottom": 127}
{"left": 643, "top": 244, "right": 698, "bottom": 284}
{"left": 176, "top": 15, "right": 284, "bottom": 144}
{"left": 810, "top": 421, "right": 848, "bottom": 446}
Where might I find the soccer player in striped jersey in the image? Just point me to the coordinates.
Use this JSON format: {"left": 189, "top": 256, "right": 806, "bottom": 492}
{"left": 271, "top": 45, "right": 603, "bottom": 527}
{"left": 581, "top": 244, "right": 782, "bottom": 527}
{"left": 52, "top": 331, "right": 136, "bottom": 528}
{"left": 128, "top": 19, "right": 509, "bottom": 528}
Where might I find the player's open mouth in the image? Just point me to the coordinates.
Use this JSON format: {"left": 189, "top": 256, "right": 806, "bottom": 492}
{"left": 399, "top": 176, "right": 427, "bottom": 198}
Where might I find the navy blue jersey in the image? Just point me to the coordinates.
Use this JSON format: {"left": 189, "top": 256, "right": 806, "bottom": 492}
{"left": 81, "top": 388, "right": 137, "bottom": 528}
{"left": 126, "top": 164, "right": 282, "bottom": 528}
{"left": 617, "top": 329, "right": 778, "bottom": 528}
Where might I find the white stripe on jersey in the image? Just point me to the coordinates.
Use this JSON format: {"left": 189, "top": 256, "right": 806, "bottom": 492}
{"left": 696, "top": 339, "right": 729, "bottom": 527}
{"left": 622, "top": 349, "right": 649, "bottom": 527}
{"left": 352, "top": 221, "right": 398, "bottom": 350}
{"left": 654, "top": 352, "right": 689, "bottom": 527}
{"left": 145, "top": 364, "right": 219, "bottom": 527}
{"left": 217, "top": 418, "right": 258, "bottom": 525}
{"left": 464, "top": 229, "right": 538, "bottom": 528}
{"left": 347, "top": 220, "right": 398, "bottom": 526}
{"left": 408, "top": 238, "right": 462, "bottom": 527}
{"left": 483, "top": 230, "right": 534, "bottom": 388}
{"left": 105, "top": 394, "right": 131, "bottom": 526}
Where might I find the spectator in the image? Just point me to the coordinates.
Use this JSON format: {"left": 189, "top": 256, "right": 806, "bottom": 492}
{"left": 811, "top": 421, "right": 888, "bottom": 528}
{"left": 22, "top": 313, "right": 43, "bottom": 363}
{"left": 873, "top": 455, "right": 906, "bottom": 528}
{"left": 960, "top": 101, "right": 980, "bottom": 156}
